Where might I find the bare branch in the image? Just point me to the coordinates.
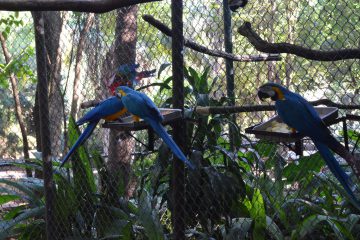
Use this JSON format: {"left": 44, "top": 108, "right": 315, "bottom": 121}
{"left": 70, "top": 13, "right": 94, "bottom": 118}
{"left": 0, "top": 0, "right": 160, "bottom": 13}
{"left": 238, "top": 22, "right": 360, "bottom": 61}
{"left": 142, "top": 15, "right": 281, "bottom": 62}
{"left": 195, "top": 98, "right": 360, "bottom": 115}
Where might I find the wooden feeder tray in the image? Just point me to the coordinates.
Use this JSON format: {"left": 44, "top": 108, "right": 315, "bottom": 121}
{"left": 245, "top": 107, "right": 338, "bottom": 143}
{"left": 102, "top": 108, "right": 182, "bottom": 131}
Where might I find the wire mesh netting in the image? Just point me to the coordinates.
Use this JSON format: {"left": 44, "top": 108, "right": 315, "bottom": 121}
{"left": 0, "top": 0, "right": 360, "bottom": 239}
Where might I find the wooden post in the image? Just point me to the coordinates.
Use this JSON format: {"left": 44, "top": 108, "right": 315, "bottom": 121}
{"left": 33, "top": 12, "right": 56, "bottom": 240}
{"left": 171, "top": 0, "right": 186, "bottom": 239}
{"left": 223, "top": 0, "right": 236, "bottom": 150}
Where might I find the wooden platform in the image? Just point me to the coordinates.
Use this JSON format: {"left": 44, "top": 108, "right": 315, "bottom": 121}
{"left": 102, "top": 108, "right": 182, "bottom": 131}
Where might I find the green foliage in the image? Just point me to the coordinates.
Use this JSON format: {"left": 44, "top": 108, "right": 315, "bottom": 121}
{"left": 283, "top": 152, "right": 325, "bottom": 182}
{"left": 0, "top": 119, "right": 168, "bottom": 239}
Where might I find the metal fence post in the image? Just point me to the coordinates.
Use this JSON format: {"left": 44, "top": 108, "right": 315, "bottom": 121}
{"left": 32, "top": 12, "right": 56, "bottom": 240}
{"left": 223, "top": 0, "right": 236, "bottom": 150}
{"left": 171, "top": 0, "right": 186, "bottom": 239}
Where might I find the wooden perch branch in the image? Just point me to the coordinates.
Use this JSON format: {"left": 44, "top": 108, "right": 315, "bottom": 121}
{"left": 0, "top": 0, "right": 160, "bottom": 13}
{"left": 82, "top": 98, "right": 360, "bottom": 113}
{"left": 196, "top": 99, "right": 360, "bottom": 115}
{"left": 142, "top": 15, "right": 281, "bottom": 62}
{"left": 238, "top": 22, "right": 360, "bottom": 61}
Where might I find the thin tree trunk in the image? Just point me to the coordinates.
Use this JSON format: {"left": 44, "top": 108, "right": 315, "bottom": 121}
{"left": 70, "top": 13, "right": 95, "bottom": 119}
{"left": 33, "top": 84, "right": 43, "bottom": 178}
{"left": 107, "top": 5, "right": 138, "bottom": 203}
{"left": 43, "top": 11, "right": 64, "bottom": 159}
{"left": 0, "top": 32, "right": 32, "bottom": 177}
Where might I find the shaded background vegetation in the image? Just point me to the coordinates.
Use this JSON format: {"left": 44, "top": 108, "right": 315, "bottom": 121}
{"left": 0, "top": 0, "right": 359, "bottom": 239}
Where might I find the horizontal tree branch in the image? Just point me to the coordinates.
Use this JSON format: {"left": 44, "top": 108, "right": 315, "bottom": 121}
{"left": 142, "top": 14, "right": 281, "bottom": 62}
{"left": 0, "top": 0, "right": 160, "bottom": 13}
{"left": 237, "top": 22, "right": 360, "bottom": 61}
{"left": 195, "top": 98, "right": 360, "bottom": 115}
{"left": 81, "top": 98, "right": 360, "bottom": 114}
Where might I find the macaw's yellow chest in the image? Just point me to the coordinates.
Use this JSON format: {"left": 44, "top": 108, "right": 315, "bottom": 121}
{"left": 104, "top": 108, "right": 127, "bottom": 122}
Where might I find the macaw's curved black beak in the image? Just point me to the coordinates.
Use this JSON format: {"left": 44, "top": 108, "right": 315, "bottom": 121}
{"left": 229, "top": 0, "right": 248, "bottom": 12}
{"left": 257, "top": 86, "right": 275, "bottom": 101}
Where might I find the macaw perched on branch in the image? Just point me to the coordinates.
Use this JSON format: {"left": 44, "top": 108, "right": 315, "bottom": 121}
{"left": 258, "top": 82, "right": 359, "bottom": 204}
{"left": 59, "top": 96, "right": 126, "bottom": 168}
{"left": 60, "top": 63, "right": 154, "bottom": 168}
{"left": 116, "top": 86, "right": 196, "bottom": 170}
{"left": 107, "top": 63, "right": 156, "bottom": 95}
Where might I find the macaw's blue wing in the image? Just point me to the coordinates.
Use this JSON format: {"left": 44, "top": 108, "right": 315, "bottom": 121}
{"left": 76, "top": 96, "right": 125, "bottom": 125}
{"left": 59, "top": 121, "right": 98, "bottom": 168}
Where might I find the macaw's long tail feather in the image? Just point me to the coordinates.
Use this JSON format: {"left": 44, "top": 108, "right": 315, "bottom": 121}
{"left": 326, "top": 135, "right": 360, "bottom": 178}
{"left": 147, "top": 119, "right": 195, "bottom": 170}
{"left": 314, "top": 141, "right": 359, "bottom": 205}
{"left": 59, "top": 121, "right": 98, "bottom": 168}
{"left": 76, "top": 116, "right": 90, "bottom": 126}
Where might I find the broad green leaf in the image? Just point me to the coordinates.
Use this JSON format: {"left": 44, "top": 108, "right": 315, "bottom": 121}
{"left": 266, "top": 216, "right": 284, "bottom": 240}
{"left": 250, "top": 189, "right": 266, "bottom": 240}
{"left": 292, "top": 214, "right": 354, "bottom": 240}
{"left": 157, "top": 63, "right": 171, "bottom": 78}
{"left": 0, "top": 194, "right": 19, "bottom": 205}
{"left": 198, "top": 66, "right": 210, "bottom": 93}
{"left": 0, "top": 206, "right": 45, "bottom": 239}
{"left": 254, "top": 141, "right": 278, "bottom": 168}
{"left": 283, "top": 152, "right": 324, "bottom": 182}
{"left": 67, "top": 117, "right": 96, "bottom": 192}
{"left": 138, "top": 191, "right": 164, "bottom": 240}
{"left": 223, "top": 218, "right": 253, "bottom": 240}
{"left": 0, "top": 179, "right": 42, "bottom": 206}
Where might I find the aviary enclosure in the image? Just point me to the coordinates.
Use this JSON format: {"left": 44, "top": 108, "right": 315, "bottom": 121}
{"left": 0, "top": 0, "right": 359, "bottom": 239}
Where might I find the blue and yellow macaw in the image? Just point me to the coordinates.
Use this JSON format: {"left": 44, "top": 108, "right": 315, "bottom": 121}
{"left": 59, "top": 96, "right": 126, "bottom": 168}
{"left": 60, "top": 63, "right": 154, "bottom": 168}
{"left": 116, "top": 86, "right": 196, "bottom": 170}
{"left": 258, "top": 82, "right": 358, "bottom": 203}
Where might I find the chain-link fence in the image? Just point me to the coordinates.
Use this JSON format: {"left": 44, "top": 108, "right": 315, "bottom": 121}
{"left": 0, "top": 0, "right": 360, "bottom": 239}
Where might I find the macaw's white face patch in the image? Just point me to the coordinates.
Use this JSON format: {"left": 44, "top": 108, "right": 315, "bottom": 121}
{"left": 118, "top": 89, "right": 127, "bottom": 97}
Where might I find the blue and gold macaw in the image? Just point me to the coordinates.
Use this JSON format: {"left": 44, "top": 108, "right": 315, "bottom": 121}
{"left": 258, "top": 82, "right": 359, "bottom": 203}
{"left": 116, "top": 86, "right": 196, "bottom": 170}
{"left": 60, "top": 63, "right": 154, "bottom": 168}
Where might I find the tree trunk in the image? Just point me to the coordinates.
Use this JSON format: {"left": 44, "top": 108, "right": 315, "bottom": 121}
{"left": 70, "top": 13, "right": 95, "bottom": 119}
{"left": 42, "top": 11, "right": 64, "bottom": 159}
{"left": 107, "top": 5, "right": 138, "bottom": 203}
{"left": 0, "top": 32, "right": 32, "bottom": 177}
{"left": 33, "top": 84, "right": 43, "bottom": 178}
